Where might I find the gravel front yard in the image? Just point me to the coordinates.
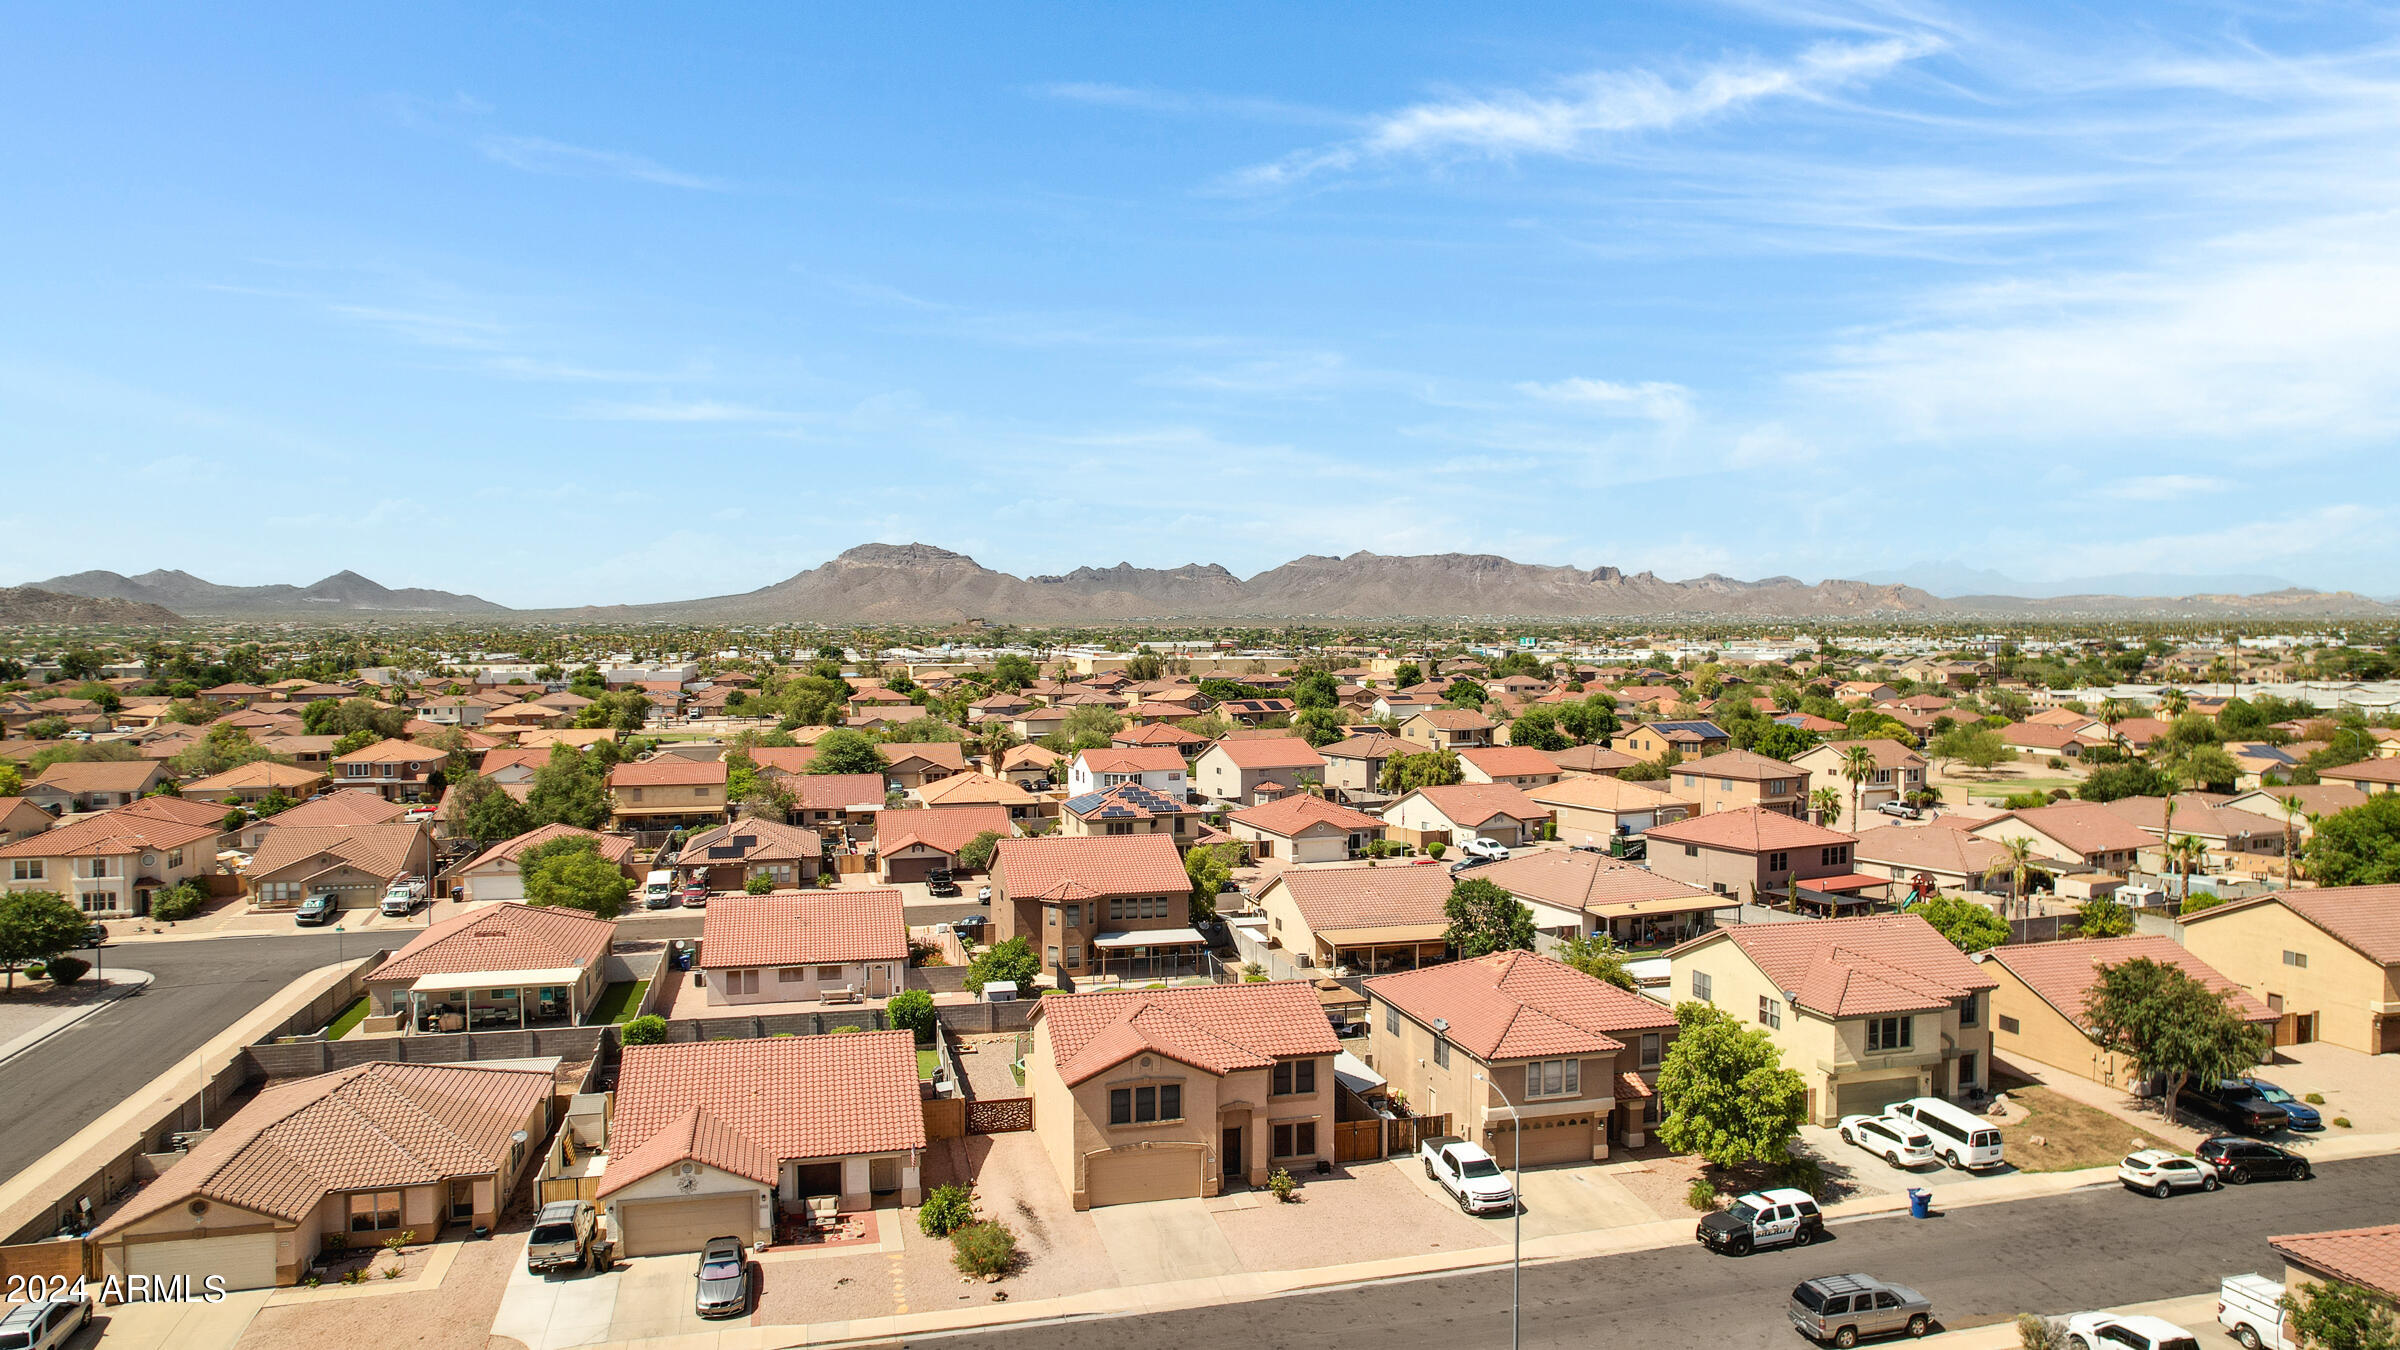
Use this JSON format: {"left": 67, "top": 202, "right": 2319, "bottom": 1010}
{"left": 240, "top": 1226, "right": 522, "bottom": 1350}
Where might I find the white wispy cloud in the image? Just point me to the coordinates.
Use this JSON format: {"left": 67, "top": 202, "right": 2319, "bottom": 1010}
{"left": 1223, "top": 36, "right": 1939, "bottom": 191}
{"left": 2106, "top": 474, "right": 2229, "bottom": 501}
{"left": 1034, "top": 82, "right": 1349, "bottom": 127}
{"left": 477, "top": 135, "right": 725, "bottom": 190}
{"left": 1518, "top": 377, "right": 1695, "bottom": 422}
{"left": 572, "top": 398, "right": 795, "bottom": 423}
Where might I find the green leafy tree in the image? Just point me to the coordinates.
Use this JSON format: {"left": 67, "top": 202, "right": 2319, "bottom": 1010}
{"left": 1505, "top": 707, "right": 1571, "bottom": 752}
{"left": 1444, "top": 678, "right": 1487, "bottom": 710}
{"left": 1291, "top": 670, "right": 1339, "bottom": 711}
{"left": 150, "top": 880, "right": 210, "bottom": 922}
{"left": 0, "top": 892, "right": 90, "bottom": 991}
{"left": 2077, "top": 762, "right": 2179, "bottom": 802}
{"left": 1749, "top": 723, "right": 1820, "bottom": 764}
{"left": 1930, "top": 726, "right": 2012, "bottom": 773}
{"left": 620, "top": 1014, "right": 668, "bottom": 1046}
{"left": 744, "top": 873, "right": 775, "bottom": 895}
{"left": 168, "top": 723, "right": 282, "bottom": 779}
{"left": 957, "top": 830, "right": 1004, "bottom": 873}
{"left": 1183, "top": 842, "right": 1242, "bottom": 923}
{"left": 889, "top": 988, "right": 937, "bottom": 1042}
{"left": 1555, "top": 933, "right": 1635, "bottom": 989}
{"left": 2083, "top": 956, "right": 2270, "bottom": 1122}
{"left": 989, "top": 654, "right": 1037, "bottom": 691}
{"left": 2077, "top": 895, "right": 2135, "bottom": 938}
{"left": 447, "top": 772, "right": 535, "bottom": 845}
{"left": 0, "top": 763, "right": 19, "bottom": 797}
{"left": 1655, "top": 1001, "right": 1810, "bottom": 1168}
{"left": 1392, "top": 662, "right": 1423, "bottom": 690}
{"left": 520, "top": 835, "right": 632, "bottom": 919}
{"left": 808, "top": 729, "right": 893, "bottom": 776}
{"left": 964, "top": 937, "right": 1041, "bottom": 993}
{"left": 1378, "top": 748, "right": 1463, "bottom": 792}
{"left": 1916, "top": 894, "right": 2009, "bottom": 952}
{"left": 1554, "top": 694, "right": 1618, "bottom": 744}
{"left": 525, "top": 746, "right": 610, "bottom": 829}
{"left": 2284, "top": 1280, "right": 2399, "bottom": 1350}
{"left": 331, "top": 728, "right": 382, "bottom": 757}
{"left": 2302, "top": 794, "right": 2400, "bottom": 887}
{"left": 1443, "top": 877, "right": 1535, "bottom": 958}
{"left": 254, "top": 789, "right": 300, "bottom": 817}
{"left": 1293, "top": 706, "right": 1348, "bottom": 747}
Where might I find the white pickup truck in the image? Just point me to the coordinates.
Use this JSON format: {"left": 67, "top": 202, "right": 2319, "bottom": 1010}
{"left": 1420, "top": 1135, "right": 1516, "bottom": 1214}
{"left": 2219, "top": 1274, "right": 2296, "bottom": 1350}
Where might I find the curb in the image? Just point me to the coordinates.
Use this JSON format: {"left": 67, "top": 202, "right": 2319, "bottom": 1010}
{"left": 0, "top": 970, "right": 154, "bottom": 1069}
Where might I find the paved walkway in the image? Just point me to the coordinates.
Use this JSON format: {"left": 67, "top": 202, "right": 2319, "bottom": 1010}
{"left": 0, "top": 969, "right": 152, "bottom": 1067}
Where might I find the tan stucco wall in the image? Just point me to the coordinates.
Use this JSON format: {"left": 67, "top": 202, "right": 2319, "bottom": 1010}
{"left": 2182, "top": 902, "right": 2399, "bottom": 1055}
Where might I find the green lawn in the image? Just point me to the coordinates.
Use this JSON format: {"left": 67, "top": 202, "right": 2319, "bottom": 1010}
{"left": 917, "top": 1048, "right": 940, "bottom": 1080}
{"left": 586, "top": 980, "right": 648, "bottom": 1025}
{"left": 325, "top": 996, "right": 371, "bottom": 1041}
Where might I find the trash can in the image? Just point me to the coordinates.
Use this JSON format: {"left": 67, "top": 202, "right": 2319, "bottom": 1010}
{"left": 1908, "top": 1188, "right": 1933, "bottom": 1219}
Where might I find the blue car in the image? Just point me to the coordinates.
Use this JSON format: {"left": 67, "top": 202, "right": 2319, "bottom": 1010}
{"left": 2234, "top": 1078, "right": 2322, "bottom": 1131}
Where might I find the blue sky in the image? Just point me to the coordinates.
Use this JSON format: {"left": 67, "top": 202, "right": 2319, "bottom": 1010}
{"left": 6, "top": 2, "right": 2399, "bottom": 606}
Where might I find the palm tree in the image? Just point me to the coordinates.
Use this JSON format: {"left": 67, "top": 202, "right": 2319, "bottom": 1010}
{"left": 2161, "top": 687, "right": 2189, "bottom": 718}
{"left": 2099, "top": 699, "right": 2131, "bottom": 756}
{"left": 1810, "top": 785, "right": 1845, "bottom": 828}
{"left": 2169, "top": 835, "right": 2208, "bottom": 909}
{"left": 2281, "top": 794, "right": 2306, "bottom": 887}
{"left": 2159, "top": 792, "right": 2178, "bottom": 880}
{"left": 1841, "top": 744, "right": 1878, "bottom": 830}
{"left": 1985, "top": 836, "right": 2037, "bottom": 919}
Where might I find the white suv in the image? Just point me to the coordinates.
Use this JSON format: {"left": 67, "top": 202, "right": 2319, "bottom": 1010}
{"left": 2117, "top": 1150, "right": 2218, "bottom": 1198}
{"left": 1461, "top": 837, "right": 1512, "bottom": 861}
{"left": 1838, "top": 1114, "right": 1936, "bottom": 1168}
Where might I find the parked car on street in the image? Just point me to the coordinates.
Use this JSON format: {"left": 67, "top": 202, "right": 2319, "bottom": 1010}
{"left": 1837, "top": 1114, "right": 1936, "bottom": 1168}
{"left": 525, "top": 1200, "right": 595, "bottom": 1274}
{"left": 1789, "top": 1274, "right": 1933, "bottom": 1346}
{"left": 1698, "top": 1187, "right": 1825, "bottom": 1256}
{"left": 2178, "top": 1080, "right": 2289, "bottom": 1136}
{"left": 295, "top": 891, "right": 339, "bottom": 926}
{"left": 2117, "top": 1149, "right": 2219, "bottom": 1197}
{"left": 1420, "top": 1136, "right": 1516, "bottom": 1214}
{"left": 2228, "top": 1078, "right": 2321, "bottom": 1131}
{"left": 2194, "top": 1136, "right": 2311, "bottom": 1184}
{"left": 694, "top": 1234, "right": 754, "bottom": 1318}
{"left": 2219, "top": 1274, "right": 2298, "bottom": 1350}
{"left": 2064, "top": 1313, "right": 2202, "bottom": 1350}
{"left": 80, "top": 923, "right": 108, "bottom": 947}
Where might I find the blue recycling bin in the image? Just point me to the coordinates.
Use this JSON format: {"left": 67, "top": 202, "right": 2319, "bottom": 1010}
{"left": 1908, "top": 1188, "right": 1933, "bottom": 1219}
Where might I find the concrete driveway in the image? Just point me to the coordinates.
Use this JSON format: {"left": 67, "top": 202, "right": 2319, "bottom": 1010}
{"left": 602, "top": 1254, "right": 717, "bottom": 1342}
{"left": 1088, "top": 1197, "right": 1242, "bottom": 1286}
{"left": 489, "top": 1251, "right": 628, "bottom": 1350}
{"left": 1512, "top": 1165, "right": 1657, "bottom": 1238}
{"left": 74, "top": 1288, "right": 271, "bottom": 1350}
{"left": 2251, "top": 1042, "right": 2400, "bottom": 1136}
{"left": 1796, "top": 1124, "right": 2005, "bottom": 1202}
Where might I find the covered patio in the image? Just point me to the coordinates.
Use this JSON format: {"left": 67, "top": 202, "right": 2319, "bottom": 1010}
{"left": 1586, "top": 894, "right": 1721, "bottom": 950}
{"left": 1316, "top": 922, "right": 1447, "bottom": 976}
{"left": 400, "top": 968, "right": 586, "bottom": 1033}
{"left": 1088, "top": 927, "right": 1216, "bottom": 982}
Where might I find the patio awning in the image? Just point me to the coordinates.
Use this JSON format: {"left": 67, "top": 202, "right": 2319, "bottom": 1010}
{"left": 1334, "top": 1050, "right": 1384, "bottom": 1095}
{"left": 1317, "top": 923, "right": 1447, "bottom": 947}
{"left": 1586, "top": 892, "right": 1723, "bottom": 919}
{"left": 1807, "top": 874, "right": 1891, "bottom": 894}
{"left": 1091, "top": 927, "right": 1207, "bottom": 948}
{"left": 409, "top": 967, "right": 584, "bottom": 994}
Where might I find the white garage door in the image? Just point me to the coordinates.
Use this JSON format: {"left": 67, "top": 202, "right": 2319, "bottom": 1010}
{"left": 619, "top": 1193, "right": 759, "bottom": 1256}
{"left": 1084, "top": 1148, "right": 1200, "bottom": 1208}
{"left": 129, "top": 1231, "right": 279, "bottom": 1291}
{"left": 1835, "top": 1078, "right": 1918, "bottom": 1120}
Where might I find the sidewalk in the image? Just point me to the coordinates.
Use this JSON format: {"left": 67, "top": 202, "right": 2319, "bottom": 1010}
{"left": 0, "top": 969, "right": 154, "bottom": 1067}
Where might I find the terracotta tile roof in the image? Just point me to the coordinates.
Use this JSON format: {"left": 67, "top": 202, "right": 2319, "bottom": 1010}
{"left": 683, "top": 818, "right": 823, "bottom": 862}
{"left": 1076, "top": 747, "right": 1187, "bottom": 776}
{"left": 1321, "top": 732, "right": 1409, "bottom": 761}
{"left": 372, "top": 900, "right": 615, "bottom": 984}
{"left": 1549, "top": 744, "right": 1640, "bottom": 775}
{"left": 2183, "top": 884, "right": 2400, "bottom": 967}
{"left": 2321, "top": 759, "right": 2400, "bottom": 785}
{"left": 992, "top": 833, "right": 1188, "bottom": 900}
{"left": 1000, "top": 744, "right": 1062, "bottom": 770}
{"left": 456, "top": 823, "right": 634, "bottom": 874}
{"left": 1259, "top": 862, "right": 1452, "bottom": 932}
{"left": 607, "top": 759, "right": 728, "bottom": 787}
{"left": 1229, "top": 794, "right": 1385, "bottom": 837}
{"left": 879, "top": 742, "right": 971, "bottom": 771}
{"left": 1973, "top": 802, "right": 2157, "bottom": 859}
{"left": 1645, "top": 805, "right": 1855, "bottom": 854}
{"left": 114, "top": 794, "right": 233, "bottom": 828}
{"left": 94, "top": 1063, "right": 552, "bottom": 1232}
{"left": 1459, "top": 746, "right": 1561, "bottom": 778}
{"left": 0, "top": 807, "right": 220, "bottom": 860}
{"left": 1615, "top": 1070, "right": 1655, "bottom": 1099}
{"left": 1985, "top": 935, "right": 2274, "bottom": 1026}
{"left": 602, "top": 1032, "right": 926, "bottom": 1195}
{"left": 2269, "top": 1224, "right": 2400, "bottom": 1298}
{"left": 1693, "top": 914, "right": 1996, "bottom": 1017}
{"left": 1803, "top": 738, "right": 1925, "bottom": 770}
{"left": 1038, "top": 981, "right": 1340, "bottom": 1086}
{"left": 698, "top": 888, "right": 907, "bottom": 968}
{"left": 1396, "top": 783, "right": 1551, "bottom": 828}
{"left": 1673, "top": 748, "right": 1808, "bottom": 782}
{"left": 879, "top": 805, "right": 1014, "bottom": 856}
{"left": 331, "top": 739, "right": 440, "bottom": 766}
{"left": 26, "top": 760, "right": 163, "bottom": 794}
{"left": 263, "top": 790, "right": 412, "bottom": 827}
{"left": 1114, "top": 721, "right": 1208, "bottom": 747}
{"left": 776, "top": 772, "right": 886, "bottom": 811}
{"left": 1999, "top": 722, "right": 2103, "bottom": 750}
{"left": 1064, "top": 781, "right": 1195, "bottom": 822}
{"left": 1367, "top": 951, "right": 1670, "bottom": 1061}
{"left": 1473, "top": 849, "right": 1718, "bottom": 915}
{"left": 246, "top": 823, "right": 427, "bottom": 883}
{"left": 914, "top": 773, "right": 1037, "bottom": 808}
{"left": 476, "top": 746, "right": 556, "bottom": 776}
{"left": 2096, "top": 794, "right": 2271, "bottom": 843}
{"left": 183, "top": 761, "right": 324, "bottom": 793}
{"left": 1407, "top": 708, "right": 1496, "bottom": 731}
{"left": 1529, "top": 775, "right": 1683, "bottom": 813}
{"left": 1204, "top": 736, "right": 1327, "bottom": 771}
{"left": 1853, "top": 826, "right": 2014, "bottom": 876}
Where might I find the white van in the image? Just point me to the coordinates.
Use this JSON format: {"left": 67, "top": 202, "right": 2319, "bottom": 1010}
{"left": 1888, "top": 1097, "right": 2005, "bottom": 1171}
{"left": 641, "top": 870, "right": 677, "bottom": 909}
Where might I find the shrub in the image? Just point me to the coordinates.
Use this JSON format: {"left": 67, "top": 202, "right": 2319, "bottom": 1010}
{"left": 1686, "top": 1177, "right": 1719, "bottom": 1211}
{"left": 2333, "top": 1116, "right": 2352, "bottom": 1128}
{"left": 1267, "top": 1168, "right": 1297, "bottom": 1202}
{"left": 1240, "top": 961, "right": 1267, "bottom": 983}
{"left": 620, "top": 1015, "right": 668, "bottom": 1046}
{"left": 1777, "top": 1156, "right": 1826, "bottom": 1198}
{"left": 816, "top": 871, "right": 838, "bottom": 888}
{"left": 2003, "top": 792, "right": 2050, "bottom": 810}
{"left": 744, "top": 873, "right": 775, "bottom": 895}
{"left": 323, "top": 1232, "right": 348, "bottom": 1253}
{"left": 382, "top": 1267, "right": 402, "bottom": 1279}
{"left": 44, "top": 955, "right": 90, "bottom": 986}
{"left": 151, "top": 882, "right": 208, "bottom": 922}
{"left": 2304, "top": 1092, "right": 2326, "bottom": 1105}
{"left": 918, "top": 1184, "right": 975, "bottom": 1237}
{"left": 2046, "top": 757, "right": 2066, "bottom": 770}
{"left": 2018, "top": 1314, "right": 2064, "bottom": 1350}
{"left": 829, "top": 1025, "right": 862, "bottom": 1034}
{"left": 889, "top": 989, "right": 936, "bottom": 1042}
{"left": 949, "top": 1220, "right": 1017, "bottom": 1276}
{"left": 1426, "top": 842, "right": 1447, "bottom": 860}
{"left": 383, "top": 1230, "right": 415, "bottom": 1254}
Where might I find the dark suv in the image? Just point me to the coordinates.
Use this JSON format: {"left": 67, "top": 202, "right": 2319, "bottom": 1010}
{"left": 925, "top": 870, "right": 961, "bottom": 897}
{"left": 2194, "top": 1135, "right": 2311, "bottom": 1184}
{"left": 2179, "top": 1081, "right": 2289, "bottom": 1136}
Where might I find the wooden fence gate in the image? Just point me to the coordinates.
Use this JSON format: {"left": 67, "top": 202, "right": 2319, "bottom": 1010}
{"left": 965, "top": 1097, "right": 1034, "bottom": 1134}
{"left": 1385, "top": 1113, "right": 1451, "bottom": 1157}
{"left": 1333, "top": 1119, "right": 1383, "bottom": 1163}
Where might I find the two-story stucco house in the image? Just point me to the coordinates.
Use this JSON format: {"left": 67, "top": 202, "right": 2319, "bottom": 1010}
{"left": 1192, "top": 736, "right": 1329, "bottom": 805}
{"left": 695, "top": 888, "right": 907, "bottom": 1005}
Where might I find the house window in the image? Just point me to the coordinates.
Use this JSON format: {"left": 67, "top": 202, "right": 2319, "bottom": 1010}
{"left": 2283, "top": 950, "right": 2308, "bottom": 969}
{"left": 1271, "top": 1121, "right": 1318, "bottom": 1158}
{"left": 346, "top": 1190, "right": 404, "bottom": 1233}
{"left": 1691, "top": 971, "right": 1712, "bottom": 1003}
{"left": 1046, "top": 945, "right": 1060, "bottom": 966}
{"left": 1767, "top": 852, "right": 1789, "bottom": 872}
{"left": 1758, "top": 996, "right": 1781, "bottom": 1030}
{"left": 1958, "top": 1052, "right": 1978, "bottom": 1089}
{"left": 1385, "top": 1004, "right": 1400, "bottom": 1035}
{"left": 1526, "top": 1058, "right": 1581, "bottom": 1099}
{"left": 815, "top": 965, "right": 843, "bottom": 980}
{"left": 1683, "top": 844, "right": 1699, "bottom": 857}
{"left": 1065, "top": 946, "right": 1082, "bottom": 968}
{"left": 1640, "top": 1032, "right": 1661, "bottom": 1068}
{"left": 1433, "top": 1037, "right": 1451, "bottom": 1068}
{"left": 1820, "top": 846, "right": 1849, "bottom": 866}
{"left": 1159, "top": 1083, "right": 1181, "bottom": 1120}
{"left": 1997, "top": 1014, "right": 2021, "bottom": 1035}
{"left": 627, "top": 788, "right": 643, "bottom": 802}
{"left": 1110, "top": 1088, "right": 1132, "bottom": 1124}
{"left": 1867, "top": 1016, "right": 1914, "bottom": 1052}
{"left": 168, "top": 849, "right": 184, "bottom": 868}
{"left": 693, "top": 786, "right": 708, "bottom": 798}
{"left": 9, "top": 860, "right": 40, "bottom": 881}
{"left": 1272, "top": 1059, "right": 1317, "bottom": 1096}
{"left": 779, "top": 968, "right": 804, "bottom": 983}
{"left": 1048, "top": 909, "right": 1059, "bottom": 927}
{"left": 1109, "top": 899, "right": 1124, "bottom": 921}
{"left": 1958, "top": 993, "right": 1979, "bottom": 1027}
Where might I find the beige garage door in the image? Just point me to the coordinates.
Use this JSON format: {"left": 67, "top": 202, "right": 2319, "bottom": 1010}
{"left": 1489, "top": 1116, "right": 1593, "bottom": 1168}
{"left": 1835, "top": 1078, "right": 1918, "bottom": 1120}
{"left": 129, "top": 1231, "right": 279, "bottom": 1291}
{"left": 618, "top": 1192, "right": 759, "bottom": 1256}
{"left": 1085, "top": 1148, "right": 1200, "bottom": 1207}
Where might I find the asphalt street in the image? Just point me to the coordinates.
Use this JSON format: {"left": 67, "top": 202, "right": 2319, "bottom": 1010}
{"left": 0, "top": 930, "right": 413, "bottom": 1179}
{"left": 928, "top": 1154, "right": 2400, "bottom": 1350}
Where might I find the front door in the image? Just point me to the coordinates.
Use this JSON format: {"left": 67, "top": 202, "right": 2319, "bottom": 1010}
{"left": 1222, "top": 1127, "right": 1243, "bottom": 1184}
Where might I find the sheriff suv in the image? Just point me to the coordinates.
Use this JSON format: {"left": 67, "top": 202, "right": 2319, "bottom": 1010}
{"left": 1697, "top": 1186, "right": 1824, "bottom": 1256}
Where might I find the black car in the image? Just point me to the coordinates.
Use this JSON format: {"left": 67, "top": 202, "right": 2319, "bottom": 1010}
{"left": 2179, "top": 1081, "right": 2289, "bottom": 1135}
{"left": 81, "top": 923, "right": 108, "bottom": 947}
{"left": 925, "top": 870, "right": 961, "bottom": 897}
{"left": 2194, "top": 1135, "right": 2311, "bottom": 1184}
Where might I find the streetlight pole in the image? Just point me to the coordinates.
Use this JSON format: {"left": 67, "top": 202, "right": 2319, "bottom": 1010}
{"left": 1475, "top": 1072, "right": 1522, "bottom": 1350}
